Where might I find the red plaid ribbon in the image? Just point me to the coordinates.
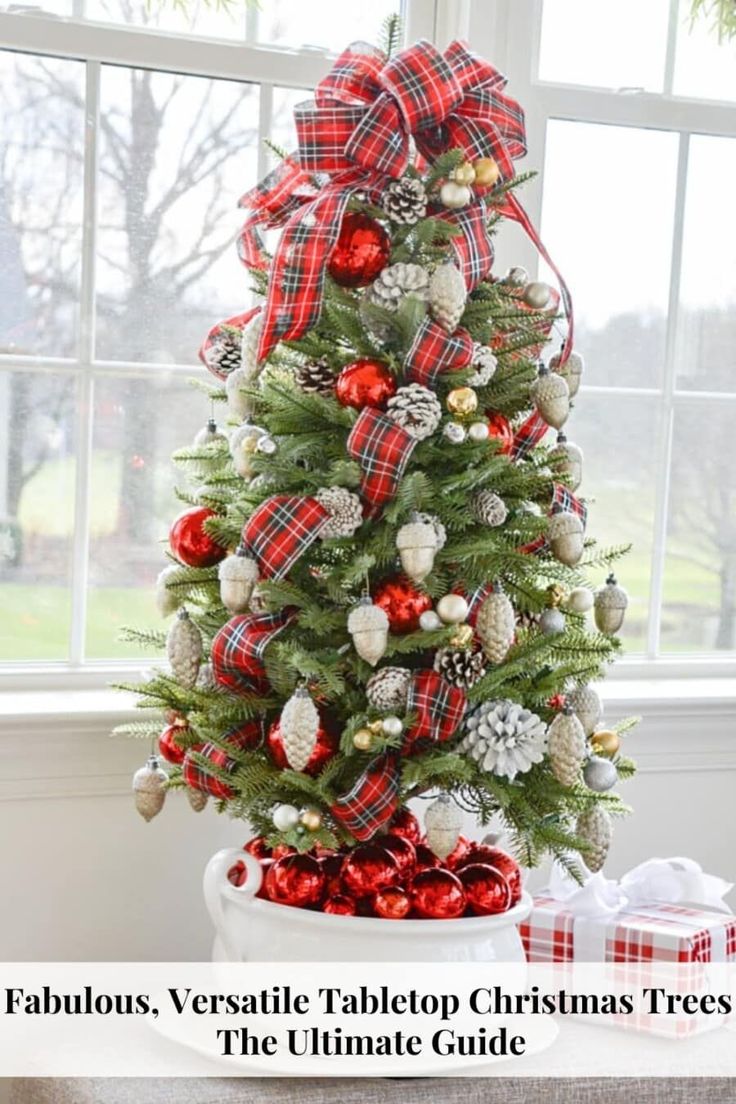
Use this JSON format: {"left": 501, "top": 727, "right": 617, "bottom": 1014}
{"left": 242, "top": 495, "right": 329, "bottom": 580}
{"left": 437, "top": 199, "right": 496, "bottom": 291}
{"left": 330, "top": 752, "right": 401, "bottom": 841}
{"left": 182, "top": 720, "right": 263, "bottom": 799}
{"left": 211, "top": 609, "right": 296, "bottom": 695}
{"left": 404, "top": 318, "right": 473, "bottom": 387}
{"left": 519, "top": 482, "right": 587, "bottom": 556}
{"left": 198, "top": 307, "right": 260, "bottom": 380}
{"left": 511, "top": 410, "right": 549, "bottom": 461}
{"left": 466, "top": 583, "right": 494, "bottom": 627}
{"left": 404, "top": 669, "right": 467, "bottom": 751}
{"left": 346, "top": 408, "right": 417, "bottom": 509}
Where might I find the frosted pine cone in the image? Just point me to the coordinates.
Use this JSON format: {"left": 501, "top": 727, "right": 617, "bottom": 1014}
{"left": 476, "top": 588, "right": 515, "bottom": 664}
{"left": 547, "top": 706, "right": 587, "bottom": 786}
{"left": 381, "top": 177, "right": 427, "bottom": 225}
{"left": 429, "top": 264, "right": 467, "bottom": 332}
{"left": 576, "top": 805, "right": 612, "bottom": 872}
{"left": 467, "top": 343, "right": 498, "bottom": 387}
{"left": 366, "top": 262, "right": 430, "bottom": 312}
{"left": 295, "top": 358, "right": 336, "bottom": 396}
{"left": 434, "top": 646, "right": 487, "bottom": 690}
{"left": 166, "top": 609, "right": 202, "bottom": 689}
{"left": 279, "top": 687, "right": 319, "bottom": 773}
{"left": 459, "top": 699, "right": 548, "bottom": 780}
{"left": 387, "top": 384, "right": 442, "bottom": 441}
{"left": 366, "top": 666, "right": 412, "bottom": 712}
{"left": 207, "top": 333, "right": 241, "bottom": 377}
{"left": 315, "top": 486, "right": 363, "bottom": 539}
{"left": 472, "top": 490, "right": 508, "bottom": 527}
{"left": 515, "top": 608, "right": 541, "bottom": 633}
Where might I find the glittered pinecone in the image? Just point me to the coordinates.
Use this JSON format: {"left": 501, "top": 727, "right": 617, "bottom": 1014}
{"left": 434, "top": 646, "right": 487, "bottom": 689}
{"left": 166, "top": 609, "right": 202, "bottom": 689}
{"left": 387, "top": 383, "right": 442, "bottom": 441}
{"left": 366, "top": 666, "right": 412, "bottom": 712}
{"left": 476, "top": 588, "right": 515, "bottom": 664}
{"left": 295, "top": 358, "right": 336, "bottom": 395}
{"left": 460, "top": 699, "right": 548, "bottom": 780}
{"left": 467, "top": 343, "right": 498, "bottom": 387}
{"left": 472, "top": 490, "right": 508, "bottom": 527}
{"left": 576, "top": 805, "right": 612, "bottom": 873}
{"left": 547, "top": 706, "right": 586, "bottom": 787}
{"left": 366, "top": 262, "right": 430, "bottom": 312}
{"left": 429, "top": 263, "right": 467, "bottom": 332}
{"left": 315, "top": 485, "right": 363, "bottom": 539}
{"left": 381, "top": 177, "right": 427, "bottom": 225}
{"left": 208, "top": 333, "right": 241, "bottom": 377}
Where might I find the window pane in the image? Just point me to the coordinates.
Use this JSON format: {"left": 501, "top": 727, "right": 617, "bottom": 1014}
{"left": 95, "top": 67, "right": 259, "bottom": 365}
{"left": 255, "top": 0, "right": 401, "bottom": 52}
{"left": 675, "top": 135, "right": 736, "bottom": 393}
{"left": 83, "top": 0, "right": 245, "bottom": 40}
{"left": 673, "top": 5, "right": 736, "bottom": 101}
{"left": 540, "top": 121, "right": 679, "bottom": 388}
{"left": 0, "top": 371, "right": 76, "bottom": 661}
{"left": 270, "top": 86, "right": 309, "bottom": 168}
{"left": 0, "top": 52, "right": 84, "bottom": 357}
{"left": 539, "top": 0, "right": 669, "bottom": 91}
{"left": 661, "top": 403, "right": 736, "bottom": 653}
{"left": 570, "top": 394, "right": 660, "bottom": 655}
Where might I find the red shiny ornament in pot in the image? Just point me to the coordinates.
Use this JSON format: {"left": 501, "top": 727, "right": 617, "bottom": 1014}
{"left": 322, "top": 894, "right": 357, "bottom": 916}
{"left": 444, "top": 835, "right": 472, "bottom": 870}
{"left": 414, "top": 843, "right": 443, "bottom": 872}
{"left": 373, "top": 576, "right": 433, "bottom": 634}
{"left": 459, "top": 863, "right": 512, "bottom": 915}
{"left": 243, "top": 836, "right": 271, "bottom": 862}
{"left": 457, "top": 846, "right": 522, "bottom": 905}
{"left": 271, "top": 844, "right": 295, "bottom": 861}
{"left": 169, "top": 506, "right": 226, "bottom": 568}
{"left": 410, "top": 869, "right": 466, "bottom": 919}
{"left": 341, "top": 844, "right": 400, "bottom": 898}
{"left": 388, "top": 807, "right": 422, "bottom": 845}
{"left": 373, "top": 886, "right": 411, "bottom": 920}
{"left": 485, "top": 411, "right": 514, "bottom": 456}
{"left": 319, "top": 853, "right": 345, "bottom": 898}
{"left": 158, "top": 723, "right": 187, "bottom": 765}
{"left": 377, "top": 835, "right": 416, "bottom": 880}
{"left": 265, "top": 854, "right": 326, "bottom": 909}
{"left": 335, "top": 359, "right": 397, "bottom": 410}
{"left": 267, "top": 715, "right": 337, "bottom": 776}
{"left": 327, "top": 212, "right": 390, "bottom": 288}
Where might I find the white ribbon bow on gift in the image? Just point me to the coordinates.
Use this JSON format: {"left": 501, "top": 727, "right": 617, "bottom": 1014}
{"left": 547, "top": 857, "right": 734, "bottom": 961}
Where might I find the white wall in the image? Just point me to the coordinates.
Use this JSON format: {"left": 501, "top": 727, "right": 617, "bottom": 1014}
{"left": 0, "top": 683, "right": 734, "bottom": 960}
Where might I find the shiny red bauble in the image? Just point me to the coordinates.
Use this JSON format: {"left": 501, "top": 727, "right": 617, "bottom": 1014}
{"left": 243, "top": 836, "right": 271, "bottom": 862}
{"left": 335, "top": 358, "right": 397, "bottom": 410}
{"left": 485, "top": 411, "right": 514, "bottom": 456}
{"left": 158, "top": 723, "right": 187, "bottom": 765}
{"left": 388, "top": 807, "right": 422, "bottom": 844}
{"left": 341, "top": 844, "right": 400, "bottom": 897}
{"left": 271, "top": 844, "right": 295, "bottom": 861}
{"left": 319, "top": 853, "right": 345, "bottom": 897}
{"left": 267, "top": 715, "right": 337, "bottom": 776}
{"left": 414, "top": 844, "right": 443, "bottom": 872}
{"left": 322, "top": 894, "right": 357, "bottom": 916}
{"left": 377, "top": 835, "right": 416, "bottom": 880}
{"left": 169, "top": 506, "right": 226, "bottom": 568}
{"left": 373, "top": 576, "right": 433, "bottom": 634}
{"left": 410, "top": 869, "right": 466, "bottom": 919}
{"left": 459, "top": 846, "right": 522, "bottom": 905}
{"left": 327, "top": 213, "right": 391, "bottom": 288}
{"left": 265, "top": 854, "right": 326, "bottom": 909}
{"left": 458, "top": 863, "right": 512, "bottom": 915}
{"left": 444, "top": 835, "right": 472, "bottom": 870}
{"left": 373, "top": 886, "right": 411, "bottom": 920}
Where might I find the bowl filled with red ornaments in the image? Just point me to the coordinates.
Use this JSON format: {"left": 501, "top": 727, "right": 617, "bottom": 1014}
{"left": 203, "top": 810, "right": 531, "bottom": 963}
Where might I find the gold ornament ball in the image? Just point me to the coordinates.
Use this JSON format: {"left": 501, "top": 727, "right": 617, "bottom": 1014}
{"left": 590, "top": 728, "right": 620, "bottom": 757}
{"left": 546, "top": 583, "right": 568, "bottom": 608}
{"left": 450, "top": 623, "right": 474, "bottom": 648}
{"left": 453, "top": 161, "right": 476, "bottom": 186}
{"left": 353, "top": 728, "right": 375, "bottom": 752}
{"left": 368, "top": 719, "right": 385, "bottom": 734}
{"left": 446, "top": 387, "right": 478, "bottom": 416}
{"left": 474, "top": 157, "right": 500, "bottom": 187}
{"left": 300, "top": 809, "right": 323, "bottom": 832}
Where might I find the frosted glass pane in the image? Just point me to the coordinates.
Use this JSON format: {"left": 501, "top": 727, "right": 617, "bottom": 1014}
{"left": 256, "top": 0, "right": 401, "bottom": 52}
{"left": 674, "top": 9, "right": 736, "bottom": 101}
{"left": 84, "top": 0, "right": 246, "bottom": 40}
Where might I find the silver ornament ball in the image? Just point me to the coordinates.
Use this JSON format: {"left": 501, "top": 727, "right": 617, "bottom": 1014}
{"left": 419, "top": 609, "right": 443, "bottom": 631}
{"left": 272, "top": 803, "right": 300, "bottom": 831}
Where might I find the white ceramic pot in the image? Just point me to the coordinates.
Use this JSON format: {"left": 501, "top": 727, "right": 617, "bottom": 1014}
{"left": 204, "top": 847, "right": 532, "bottom": 963}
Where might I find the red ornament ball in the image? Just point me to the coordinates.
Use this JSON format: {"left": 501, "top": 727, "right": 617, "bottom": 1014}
{"left": 169, "top": 507, "right": 225, "bottom": 568}
{"left": 485, "top": 411, "right": 514, "bottom": 456}
{"left": 227, "top": 860, "right": 246, "bottom": 888}
{"left": 341, "top": 845, "right": 400, "bottom": 898}
{"left": 267, "top": 715, "right": 337, "bottom": 776}
{"left": 459, "top": 846, "right": 522, "bottom": 905}
{"left": 159, "top": 723, "right": 187, "bottom": 765}
{"left": 319, "top": 853, "right": 345, "bottom": 897}
{"left": 377, "top": 835, "right": 416, "bottom": 880}
{"left": 335, "top": 359, "right": 397, "bottom": 410}
{"left": 444, "top": 835, "right": 472, "bottom": 870}
{"left": 414, "top": 844, "right": 443, "bottom": 872}
{"left": 389, "top": 807, "right": 422, "bottom": 845}
{"left": 323, "top": 894, "right": 357, "bottom": 916}
{"left": 271, "top": 844, "right": 296, "bottom": 861}
{"left": 243, "top": 835, "right": 271, "bottom": 862}
{"left": 265, "top": 854, "right": 326, "bottom": 909}
{"left": 410, "top": 869, "right": 466, "bottom": 919}
{"left": 327, "top": 212, "right": 390, "bottom": 288}
{"left": 459, "top": 863, "right": 512, "bottom": 915}
{"left": 373, "top": 576, "right": 433, "bottom": 634}
{"left": 373, "top": 886, "right": 411, "bottom": 920}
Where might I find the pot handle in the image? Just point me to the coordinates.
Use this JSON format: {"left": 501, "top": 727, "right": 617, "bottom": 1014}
{"left": 203, "top": 848, "right": 263, "bottom": 962}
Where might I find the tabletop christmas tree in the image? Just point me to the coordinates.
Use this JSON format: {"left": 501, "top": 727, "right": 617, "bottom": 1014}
{"left": 122, "top": 24, "right": 636, "bottom": 921}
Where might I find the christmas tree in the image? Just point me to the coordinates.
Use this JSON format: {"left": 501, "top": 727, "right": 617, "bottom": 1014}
{"left": 121, "top": 26, "right": 636, "bottom": 919}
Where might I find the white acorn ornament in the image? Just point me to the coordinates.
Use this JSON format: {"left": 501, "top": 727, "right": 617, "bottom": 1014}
{"left": 539, "top": 607, "right": 566, "bottom": 635}
{"left": 166, "top": 608, "right": 202, "bottom": 689}
{"left": 567, "top": 684, "right": 602, "bottom": 736}
{"left": 429, "top": 263, "right": 467, "bottom": 332}
{"left": 226, "top": 367, "right": 257, "bottom": 420}
{"left": 566, "top": 586, "right": 594, "bottom": 614}
{"left": 583, "top": 756, "right": 618, "bottom": 793}
{"left": 218, "top": 545, "right": 260, "bottom": 613}
{"left": 550, "top": 347, "right": 584, "bottom": 399}
{"left": 439, "top": 181, "right": 471, "bottom": 209}
{"left": 348, "top": 596, "right": 389, "bottom": 666}
{"left": 594, "top": 573, "right": 629, "bottom": 634}
{"left": 133, "top": 755, "right": 168, "bottom": 822}
{"left": 531, "top": 365, "right": 569, "bottom": 430}
{"left": 155, "top": 564, "right": 180, "bottom": 617}
{"left": 547, "top": 510, "right": 585, "bottom": 566}
{"left": 522, "top": 281, "right": 552, "bottom": 310}
{"left": 436, "top": 593, "right": 469, "bottom": 625}
{"left": 550, "top": 432, "right": 583, "bottom": 491}
{"left": 576, "top": 805, "right": 612, "bottom": 873}
{"left": 229, "top": 423, "right": 269, "bottom": 479}
{"left": 187, "top": 788, "right": 208, "bottom": 812}
{"left": 476, "top": 586, "right": 515, "bottom": 664}
{"left": 279, "top": 687, "right": 320, "bottom": 773}
{"left": 424, "top": 794, "right": 463, "bottom": 860}
{"left": 547, "top": 705, "right": 586, "bottom": 787}
{"left": 396, "top": 515, "right": 438, "bottom": 584}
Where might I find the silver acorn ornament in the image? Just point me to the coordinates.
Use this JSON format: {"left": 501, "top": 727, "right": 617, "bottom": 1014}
{"left": 539, "top": 607, "right": 566, "bottom": 635}
{"left": 567, "top": 684, "right": 602, "bottom": 736}
{"left": 424, "top": 794, "right": 463, "bottom": 860}
{"left": 583, "top": 756, "right": 618, "bottom": 793}
{"left": 218, "top": 545, "right": 259, "bottom": 614}
{"left": 279, "top": 686, "right": 320, "bottom": 773}
{"left": 550, "top": 347, "right": 584, "bottom": 399}
{"left": 396, "top": 515, "right": 438, "bottom": 584}
{"left": 547, "top": 705, "right": 586, "bottom": 787}
{"left": 155, "top": 564, "right": 180, "bottom": 618}
{"left": 531, "top": 364, "right": 569, "bottom": 430}
{"left": 594, "top": 573, "right": 629, "bottom": 634}
{"left": 166, "top": 608, "right": 202, "bottom": 689}
{"left": 429, "top": 263, "right": 467, "bottom": 332}
{"left": 522, "top": 281, "right": 552, "bottom": 309}
{"left": 550, "top": 432, "right": 583, "bottom": 491}
{"left": 133, "top": 755, "right": 168, "bottom": 822}
{"left": 547, "top": 510, "right": 584, "bottom": 566}
{"left": 476, "top": 586, "right": 515, "bottom": 664}
{"left": 187, "top": 788, "right": 208, "bottom": 812}
{"left": 576, "top": 805, "right": 612, "bottom": 873}
{"left": 348, "top": 597, "right": 389, "bottom": 667}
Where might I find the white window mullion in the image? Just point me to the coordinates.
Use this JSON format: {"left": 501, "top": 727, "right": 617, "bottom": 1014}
{"left": 663, "top": 0, "right": 681, "bottom": 97}
{"left": 257, "top": 82, "right": 273, "bottom": 181}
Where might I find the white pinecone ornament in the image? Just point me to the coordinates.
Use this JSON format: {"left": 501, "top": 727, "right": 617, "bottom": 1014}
{"left": 547, "top": 510, "right": 584, "bottom": 566}
{"left": 576, "top": 805, "right": 612, "bottom": 873}
{"left": 279, "top": 687, "right": 320, "bottom": 772}
{"left": 133, "top": 755, "right": 168, "bottom": 822}
{"left": 429, "top": 263, "right": 467, "bottom": 332}
{"left": 550, "top": 347, "right": 584, "bottom": 399}
{"left": 531, "top": 365, "right": 569, "bottom": 430}
{"left": 155, "top": 564, "right": 180, "bottom": 618}
{"left": 547, "top": 705, "right": 587, "bottom": 786}
{"left": 166, "top": 609, "right": 202, "bottom": 689}
{"left": 476, "top": 587, "right": 515, "bottom": 664}
{"left": 434, "top": 645, "right": 487, "bottom": 689}
{"left": 387, "top": 384, "right": 442, "bottom": 440}
{"left": 550, "top": 432, "right": 583, "bottom": 491}
{"left": 348, "top": 597, "right": 389, "bottom": 666}
{"left": 366, "top": 262, "right": 430, "bottom": 312}
{"left": 240, "top": 311, "right": 263, "bottom": 379}
{"left": 460, "top": 699, "right": 548, "bottom": 780}
{"left": 424, "top": 794, "right": 462, "bottom": 860}
{"left": 218, "top": 546, "right": 260, "bottom": 614}
{"left": 567, "top": 684, "right": 602, "bottom": 736}
{"left": 396, "top": 515, "right": 438, "bottom": 583}
{"left": 295, "top": 358, "right": 336, "bottom": 395}
{"left": 315, "top": 486, "right": 363, "bottom": 540}
{"left": 594, "top": 574, "right": 628, "bottom": 634}
{"left": 206, "top": 331, "right": 241, "bottom": 377}
{"left": 467, "top": 343, "right": 498, "bottom": 387}
{"left": 366, "top": 666, "right": 411, "bottom": 712}
{"left": 381, "top": 177, "right": 427, "bottom": 225}
{"left": 472, "top": 490, "right": 508, "bottom": 527}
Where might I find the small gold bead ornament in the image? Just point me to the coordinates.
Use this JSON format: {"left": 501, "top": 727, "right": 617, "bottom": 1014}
{"left": 474, "top": 157, "right": 500, "bottom": 187}
{"left": 546, "top": 582, "right": 568, "bottom": 608}
{"left": 300, "top": 809, "right": 323, "bottom": 832}
{"left": 353, "top": 728, "right": 375, "bottom": 752}
{"left": 590, "top": 728, "right": 621, "bottom": 757}
{"left": 453, "top": 161, "right": 477, "bottom": 186}
{"left": 446, "top": 386, "right": 478, "bottom": 417}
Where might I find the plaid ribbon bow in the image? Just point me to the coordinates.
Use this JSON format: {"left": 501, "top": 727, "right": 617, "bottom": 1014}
{"left": 404, "top": 318, "right": 473, "bottom": 388}
{"left": 519, "top": 482, "right": 588, "bottom": 556}
{"left": 182, "top": 720, "right": 263, "bottom": 799}
{"left": 330, "top": 752, "right": 401, "bottom": 841}
{"left": 404, "top": 669, "right": 467, "bottom": 751}
{"left": 211, "top": 609, "right": 296, "bottom": 695}
{"left": 347, "top": 407, "right": 417, "bottom": 510}
{"left": 242, "top": 495, "right": 329, "bottom": 580}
